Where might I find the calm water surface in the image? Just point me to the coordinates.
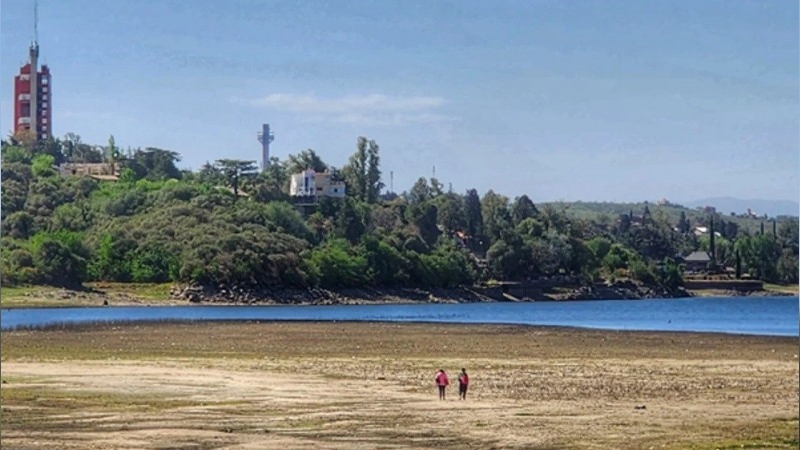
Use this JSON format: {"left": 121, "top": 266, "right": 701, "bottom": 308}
{"left": 2, "top": 296, "right": 798, "bottom": 336}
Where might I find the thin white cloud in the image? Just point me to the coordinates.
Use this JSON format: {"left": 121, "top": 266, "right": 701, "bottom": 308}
{"left": 334, "top": 112, "right": 458, "bottom": 126}
{"left": 236, "top": 93, "right": 454, "bottom": 126}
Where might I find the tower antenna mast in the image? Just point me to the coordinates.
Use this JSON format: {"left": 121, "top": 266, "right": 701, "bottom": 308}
{"left": 34, "top": 0, "right": 38, "bottom": 44}
{"left": 257, "top": 123, "right": 275, "bottom": 171}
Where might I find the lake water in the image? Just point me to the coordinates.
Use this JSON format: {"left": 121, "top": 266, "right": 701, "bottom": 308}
{"left": 2, "top": 296, "right": 798, "bottom": 336}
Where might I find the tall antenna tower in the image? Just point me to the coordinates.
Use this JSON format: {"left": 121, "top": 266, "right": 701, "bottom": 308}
{"left": 28, "top": 0, "right": 40, "bottom": 138}
{"left": 256, "top": 123, "right": 275, "bottom": 171}
{"left": 34, "top": 0, "right": 39, "bottom": 44}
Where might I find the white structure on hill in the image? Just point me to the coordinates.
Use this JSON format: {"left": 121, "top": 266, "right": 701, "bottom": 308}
{"left": 289, "top": 168, "right": 346, "bottom": 198}
{"left": 257, "top": 123, "right": 274, "bottom": 171}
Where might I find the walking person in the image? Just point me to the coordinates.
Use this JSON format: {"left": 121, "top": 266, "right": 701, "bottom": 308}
{"left": 458, "top": 368, "right": 469, "bottom": 400}
{"left": 435, "top": 369, "right": 449, "bottom": 400}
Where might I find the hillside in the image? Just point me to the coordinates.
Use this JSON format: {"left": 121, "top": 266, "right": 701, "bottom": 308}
{"left": 682, "top": 197, "right": 799, "bottom": 218}
{"left": 540, "top": 200, "right": 788, "bottom": 234}
{"left": 1, "top": 136, "right": 798, "bottom": 300}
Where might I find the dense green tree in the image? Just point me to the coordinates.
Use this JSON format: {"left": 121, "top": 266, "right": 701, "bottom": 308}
{"left": 481, "top": 190, "right": 511, "bottom": 243}
{"left": 260, "top": 157, "right": 290, "bottom": 194}
{"left": 287, "top": 149, "right": 327, "bottom": 174}
{"left": 2, "top": 179, "right": 31, "bottom": 215}
{"left": 587, "top": 236, "right": 613, "bottom": 261}
{"left": 308, "top": 239, "right": 368, "bottom": 288}
{"left": 734, "top": 235, "right": 781, "bottom": 282}
{"left": 429, "top": 178, "right": 444, "bottom": 198}
{"left": 2, "top": 212, "right": 35, "bottom": 239}
{"left": 263, "top": 201, "right": 314, "bottom": 241}
{"left": 464, "top": 188, "right": 483, "bottom": 238}
{"left": 625, "top": 223, "right": 677, "bottom": 262}
{"left": 1, "top": 239, "right": 38, "bottom": 285}
{"left": 408, "top": 202, "right": 440, "bottom": 247}
{"left": 677, "top": 211, "right": 691, "bottom": 234}
{"left": 30, "top": 232, "right": 89, "bottom": 287}
{"left": 366, "top": 139, "right": 383, "bottom": 203}
{"left": 125, "top": 147, "right": 182, "bottom": 180}
{"left": 486, "top": 239, "right": 526, "bottom": 280}
{"left": 31, "top": 154, "right": 57, "bottom": 178}
{"left": 87, "top": 232, "right": 137, "bottom": 281}
{"left": 50, "top": 203, "right": 93, "bottom": 232}
{"left": 307, "top": 211, "right": 333, "bottom": 242}
{"left": 2, "top": 161, "right": 34, "bottom": 185}
{"left": 776, "top": 249, "right": 798, "bottom": 284}
{"left": 516, "top": 217, "right": 545, "bottom": 239}
{"left": 62, "top": 133, "right": 103, "bottom": 163}
{"left": 359, "top": 234, "right": 410, "bottom": 286}
{"left": 341, "top": 137, "right": 383, "bottom": 203}
{"left": 1, "top": 144, "right": 32, "bottom": 165}
{"left": 215, "top": 159, "right": 257, "bottom": 201}
{"left": 408, "top": 177, "right": 431, "bottom": 205}
{"left": 541, "top": 205, "right": 573, "bottom": 235}
{"left": 129, "top": 241, "right": 181, "bottom": 283}
{"left": 434, "top": 192, "right": 466, "bottom": 233}
{"left": 602, "top": 244, "right": 637, "bottom": 272}
{"left": 335, "top": 197, "right": 368, "bottom": 244}
{"left": 511, "top": 195, "right": 538, "bottom": 226}
{"left": 197, "top": 162, "right": 224, "bottom": 185}
{"left": 777, "top": 219, "right": 799, "bottom": 254}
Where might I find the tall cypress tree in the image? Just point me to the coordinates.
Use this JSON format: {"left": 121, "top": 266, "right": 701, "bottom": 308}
{"left": 709, "top": 216, "right": 716, "bottom": 262}
{"left": 735, "top": 249, "right": 742, "bottom": 279}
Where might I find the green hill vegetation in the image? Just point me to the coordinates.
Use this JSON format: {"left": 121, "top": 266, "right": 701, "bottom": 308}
{"left": 542, "top": 200, "right": 776, "bottom": 235}
{"left": 1, "top": 133, "right": 797, "bottom": 297}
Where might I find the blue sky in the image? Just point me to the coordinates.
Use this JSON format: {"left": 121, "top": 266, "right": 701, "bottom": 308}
{"left": 2, "top": 0, "right": 797, "bottom": 203}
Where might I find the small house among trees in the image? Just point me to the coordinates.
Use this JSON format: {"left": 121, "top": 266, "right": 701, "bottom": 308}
{"left": 683, "top": 251, "right": 712, "bottom": 273}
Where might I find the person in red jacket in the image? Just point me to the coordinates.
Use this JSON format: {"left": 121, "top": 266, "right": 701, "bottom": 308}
{"left": 435, "top": 369, "right": 449, "bottom": 400}
{"left": 458, "top": 368, "right": 469, "bottom": 400}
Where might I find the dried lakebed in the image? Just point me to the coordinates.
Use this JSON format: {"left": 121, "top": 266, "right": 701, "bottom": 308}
{"left": 1, "top": 322, "right": 798, "bottom": 449}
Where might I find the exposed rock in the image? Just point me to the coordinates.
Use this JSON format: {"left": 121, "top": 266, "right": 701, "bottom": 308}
{"left": 531, "top": 281, "right": 691, "bottom": 302}
{"left": 169, "top": 284, "right": 496, "bottom": 305}
{"left": 168, "top": 281, "right": 700, "bottom": 305}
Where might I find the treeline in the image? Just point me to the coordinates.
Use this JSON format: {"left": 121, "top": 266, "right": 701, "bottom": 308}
{"left": 1, "top": 133, "right": 797, "bottom": 291}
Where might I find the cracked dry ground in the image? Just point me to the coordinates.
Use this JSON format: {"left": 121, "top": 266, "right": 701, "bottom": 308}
{"left": 1, "top": 322, "right": 797, "bottom": 449}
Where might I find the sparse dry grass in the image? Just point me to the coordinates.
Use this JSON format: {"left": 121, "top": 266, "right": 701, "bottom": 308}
{"left": 1, "top": 322, "right": 798, "bottom": 449}
{"left": 763, "top": 283, "right": 799, "bottom": 294}
{"left": 0, "top": 283, "right": 177, "bottom": 308}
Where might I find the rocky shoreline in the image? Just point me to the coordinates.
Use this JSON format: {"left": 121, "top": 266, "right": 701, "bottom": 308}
{"left": 168, "top": 281, "right": 698, "bottom": 305}
{"left": 546, "top": 282, "right": 692, "bottom": 301}
{"left": 169, "top": 285, "right": 497, "bottom": 305}
{"left": 5, "top": 282, "right": 792, "bottom": 308}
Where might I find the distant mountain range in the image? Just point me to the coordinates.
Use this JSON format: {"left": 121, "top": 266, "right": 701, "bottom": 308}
{"left": 681, "top": 197, "right": 799, "bottom": 218}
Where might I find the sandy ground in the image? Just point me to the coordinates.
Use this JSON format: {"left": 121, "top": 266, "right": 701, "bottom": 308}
{"left": 1, "top": 322, "right": 798, "bottom": 449}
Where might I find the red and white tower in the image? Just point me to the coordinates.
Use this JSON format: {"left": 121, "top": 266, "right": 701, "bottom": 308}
{"left": 13, "top": 0, "right": 51, "bottom": 141}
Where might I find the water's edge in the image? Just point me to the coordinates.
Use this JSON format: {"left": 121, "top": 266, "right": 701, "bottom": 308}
{"left": 6, "top": 317, "right": 798, "bottom": 340}
{"left": 3, "top": 297, "right": 797, "bottom": 336}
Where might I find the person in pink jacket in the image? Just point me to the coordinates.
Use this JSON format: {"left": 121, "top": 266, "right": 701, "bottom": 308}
{"left": 435, "top": 369, "right": 449, "bottom": 400}
{"left": 458, "top": 368, "right": 469, "bottom": 400}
